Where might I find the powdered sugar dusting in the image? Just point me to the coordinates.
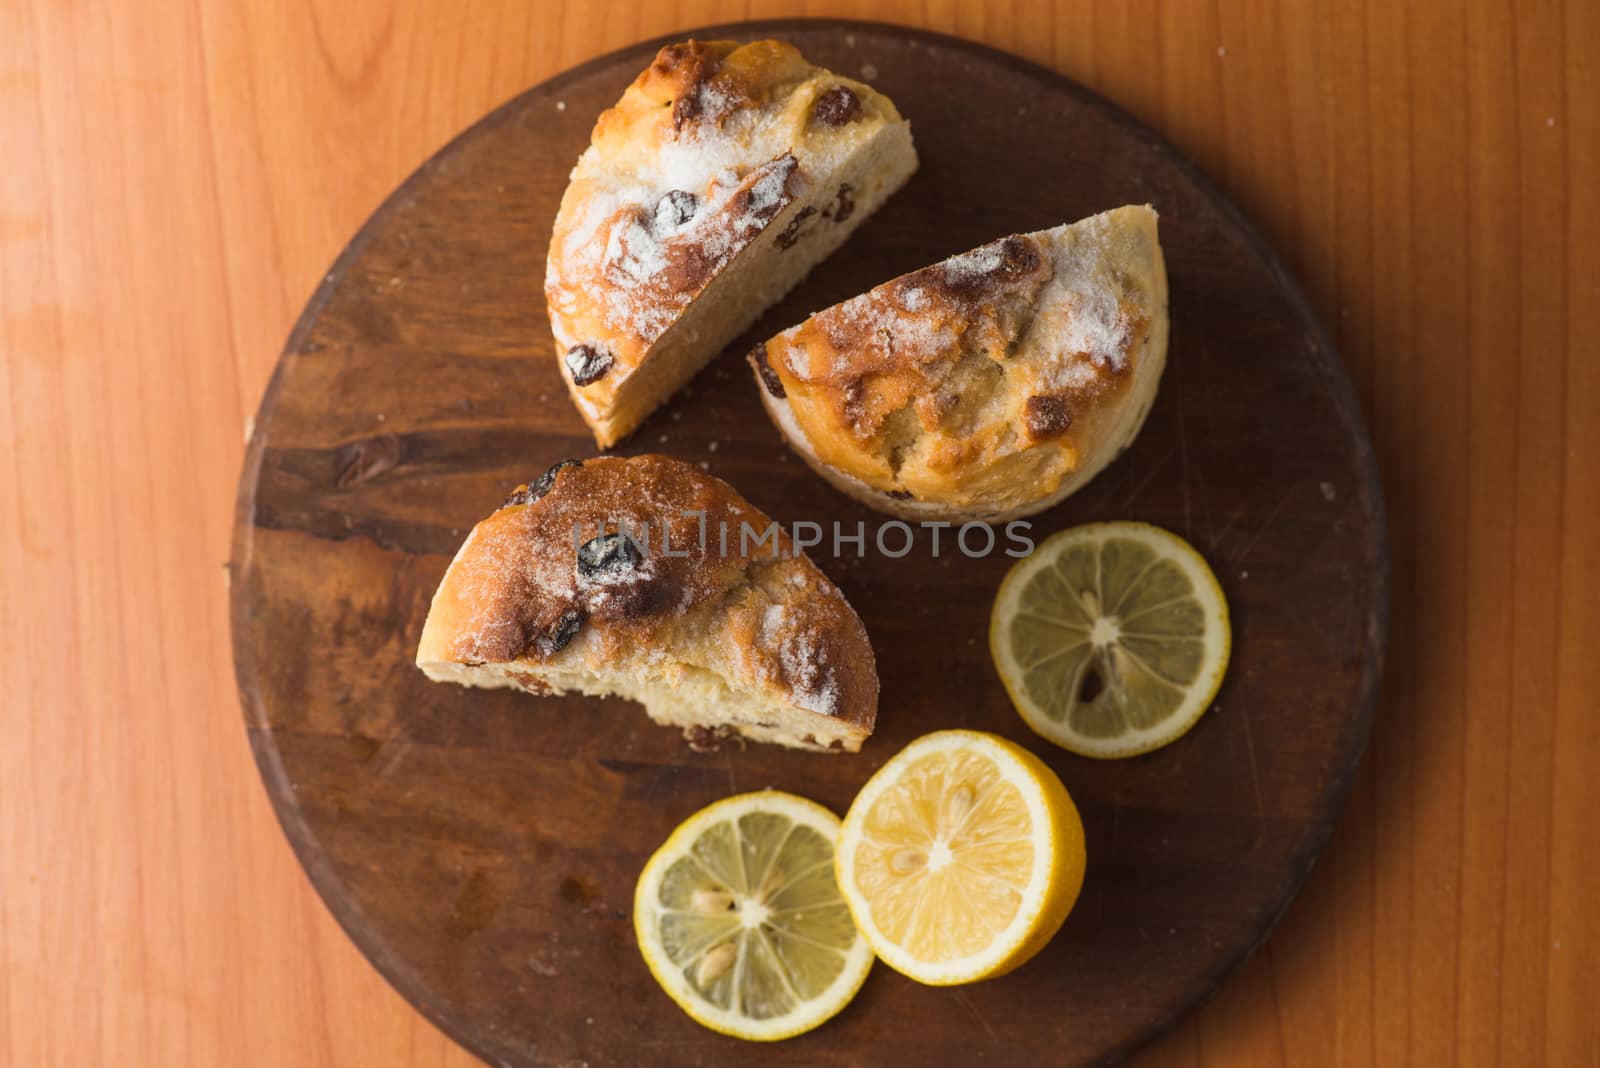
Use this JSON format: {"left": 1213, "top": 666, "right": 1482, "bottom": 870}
{"left": 1058, "top": 290, "right": 1138, "bottom": 372}
{"left": 782, "top": 285, "right": 959, "bottom": 383}
{"left": 776, "top": 626, "right": 840, "bottom": 717}
{"left": 582, "top": 553, "right": 658, "bottom": 589}
{"left": 1044, "top": 355, "right": 1103, "bottom": 391}
{"left": 750, "top": 590, "right": 841, "bottom": 717}
{"left": 551, "top": 95, "right": 814, "bottom": 349}
{"left": 760, "top": 603, "right": 788, "bottom": 644}
{"left": 939, "top": 241, "right": 1008, "bottom": 285}
{"left": 1039, "top": 210, "right": 1153, "bottom": 375}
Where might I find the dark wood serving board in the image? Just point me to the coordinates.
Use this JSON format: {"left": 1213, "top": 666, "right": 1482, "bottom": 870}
{"left": 231, "top": 20, "right": 1387, "bottom": 1068}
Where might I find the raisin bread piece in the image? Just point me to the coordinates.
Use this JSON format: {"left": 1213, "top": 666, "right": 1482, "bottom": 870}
{"left": 416, "top": 455, "right": 877, "bottom": 752}
{"left": 749, "top": 205, "right": 1168, "bottom": 522}
{"left": 545, "top": 39, "right": 918, "bottom": 448}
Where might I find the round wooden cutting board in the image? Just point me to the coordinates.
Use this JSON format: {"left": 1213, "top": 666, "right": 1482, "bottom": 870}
{"left": 231, "top": 20, "right": 1387, "bottom": 1068}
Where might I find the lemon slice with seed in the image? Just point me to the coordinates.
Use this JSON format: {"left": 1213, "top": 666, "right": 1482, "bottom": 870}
{"left": 634, "top": 790, "right": 873, "bottom": 1041}
{"left": 835, "top": 730, "right": 1086, "bottom": 985}
{"left": 991, "top": 521, "right": 1230, "bottom": 758}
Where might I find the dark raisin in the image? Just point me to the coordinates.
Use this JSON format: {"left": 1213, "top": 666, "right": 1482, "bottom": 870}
{"left": 832, "top": 183, "right": 855, "bottom": 224}
{"left": 776, "top": 206, "right": 816, "bottom": 251}
{"left": 671, "top": 91, "right": 700, "bottom": 131}
{"left": 686, "top": 724, "right": 740, "bottom": 753}
{"left": 727, "top": 154, "right": 798, "bottom": 229}
{"left": 532, "top": 608, "right": 584, "bottom": 656}
{"left": 654, "top": 189, "right": 698, "bottom": 230}
{"left": 994, "top": 235, "right": 1043, "bottom": 280}
{"left": 813, "top": 86, "right": 860, "bottom": 126}
{"left": 509, "top": 671, "right": 552, "bottom": 695}
{"left": 1023, "top": 394, "right": 1073, "bottom": 440}
{"left": 503, "top": 458, "right": 582, "bottom": 507}
{"left": 884, "top": 488, "right": 914, "bottom": 500}
{"left": 565, "top": 344, "right": 613, "bottom": 386}
{"left": 931, "top": 235, "right": 1045, "bottom": 302}
{"left": 748, "top": 344, "right": 786, "bottom": 399}
{"left": 576, "top": 531, "right": 643, "bottom": 580}
{"left": 531, "top": 458, "right": 581, "bottom": 498}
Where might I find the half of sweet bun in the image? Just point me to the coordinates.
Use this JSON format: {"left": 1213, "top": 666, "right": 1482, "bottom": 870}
{"left": 749, "top": 205, "right": 1169, "bottom": 523}
{"left": 545, "top": 39, "right": 919, "bottom": 448}
{"left": 416, "top": 455, "right": 878, "bottom": 752}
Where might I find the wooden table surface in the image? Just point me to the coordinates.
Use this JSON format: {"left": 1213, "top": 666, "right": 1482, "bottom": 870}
{"left": 3, "top": 2, "right": 1595, "bottom": 1065}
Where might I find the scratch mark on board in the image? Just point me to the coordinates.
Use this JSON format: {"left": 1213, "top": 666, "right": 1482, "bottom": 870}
{"left": 374, "top": 739, "right": 414, "bottom": 780}
{"left": 1175, "top": 360, "right": 1193, "bottom": 534}
{"left": 953, "top": 988, "right": 1000, "bottom": 1045}
{"left": 1118, "top": 449, "right": 1174, "bottom": 511}
{"left": 1210, "top": 499, "right": 1251, "bottom": 552}
{"left": 1233, "top": 488, "right": 1294, "bottom": 561}
{"left": 1239, "top": 705, "right": 1266, "bottom": 834}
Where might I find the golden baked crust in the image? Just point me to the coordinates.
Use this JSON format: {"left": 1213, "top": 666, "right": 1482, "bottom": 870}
{"left": 751, "top": 206, "right": 1169, "bottom": 521}
{"left": 417, "top": 455, "right": 877, "bottom": 749}
{"left": 545, "top": 39, "right": 916, "bottom": 447}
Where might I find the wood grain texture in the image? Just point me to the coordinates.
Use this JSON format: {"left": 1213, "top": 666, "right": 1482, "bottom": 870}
{"left": 2, "top": 3, "right": 1595, "bottom": 1067}
{"left": 230, "top": 23, "right": 1384, "bottom": 1067}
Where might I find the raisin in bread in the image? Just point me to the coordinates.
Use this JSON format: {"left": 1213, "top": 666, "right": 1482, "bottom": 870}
{"left": 545, "top": 39, "right": 918, "bottom": 448}
{"left": 416, "top": 454, "right": 877, "bottom": 752}
{"left": 749, "top": 206, "right": 1168, "bottom": 522}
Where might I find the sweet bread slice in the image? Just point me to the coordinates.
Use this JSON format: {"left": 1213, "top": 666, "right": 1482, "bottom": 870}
{"left": 416, "top": 455, "right": 877, "bottom": 752}
{"left": 749, "top": 205, "right": 1168, "bottom": 522}
{"left": 545, "top": 39, "right": 918, "bottom": 447}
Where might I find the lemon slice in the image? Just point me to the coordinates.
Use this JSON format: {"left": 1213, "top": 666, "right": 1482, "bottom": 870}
{"left": 634, "top": 790, "right": 874, "bottom": 1041}
{"left": 835, "top": 730, "right": 1086, "bottom": 985}
{"left": 991, "top": 521, "right": 1230, "bottom": 758}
